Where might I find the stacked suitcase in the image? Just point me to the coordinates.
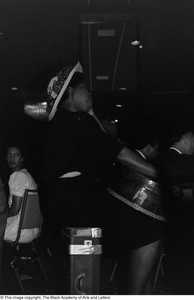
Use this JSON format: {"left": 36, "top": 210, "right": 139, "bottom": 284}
{"left": 63, "top": 227, "right": 102, "bottom": 295}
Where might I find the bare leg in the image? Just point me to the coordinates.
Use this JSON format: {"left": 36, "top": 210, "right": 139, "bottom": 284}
{"left": 127, "top": 238, "right": 163, "bottom": 294}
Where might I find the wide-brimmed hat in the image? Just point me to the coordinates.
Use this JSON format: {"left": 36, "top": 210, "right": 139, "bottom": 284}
{"left": 47, "top": 61, "right": 83, "bottom": 121}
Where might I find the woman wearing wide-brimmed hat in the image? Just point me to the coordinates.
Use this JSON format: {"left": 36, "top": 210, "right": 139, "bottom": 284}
{"left": 43, "top": 62, "right": 164, "bottom": 294}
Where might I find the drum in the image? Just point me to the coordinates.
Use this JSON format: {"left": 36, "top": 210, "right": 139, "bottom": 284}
{"left": 107, "top": 163, "right": 166, "bottom": 222}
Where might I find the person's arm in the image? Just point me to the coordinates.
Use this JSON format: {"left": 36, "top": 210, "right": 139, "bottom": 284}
{"left": 74, "top": 113, "right": 157, "bottom": 178}
{"left": 7, "top": 195, "right": 22, "bottom": 217}
{"left": 117, "top": 146, "right": 157, "bottom": 178}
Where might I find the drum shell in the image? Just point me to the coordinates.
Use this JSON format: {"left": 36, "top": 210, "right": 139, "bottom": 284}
{"left": 108, "top": 164, "right": 166, "bottom": 222}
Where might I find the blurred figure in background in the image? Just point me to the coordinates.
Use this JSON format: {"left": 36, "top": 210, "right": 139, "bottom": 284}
{"left": 131, "top": 123, "right": 160, "bottom": 162}
{"left": 155, "top": 125, "right": 194, "bottom": 230}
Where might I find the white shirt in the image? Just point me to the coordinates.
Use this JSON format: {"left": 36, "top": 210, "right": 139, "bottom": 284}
{"left": 4, "top": 169, "right": 39, "bottom": 243}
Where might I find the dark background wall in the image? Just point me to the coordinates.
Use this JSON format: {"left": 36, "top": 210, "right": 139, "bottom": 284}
{"left": 0, "top": 0, "right": 194, "bottom": 180}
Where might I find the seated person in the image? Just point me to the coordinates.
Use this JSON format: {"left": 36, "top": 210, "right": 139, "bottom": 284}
{"left": 4, "top": 145, "right": 39, "bottom": 243}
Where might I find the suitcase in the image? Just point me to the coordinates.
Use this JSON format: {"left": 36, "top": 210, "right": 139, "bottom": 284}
{"left": 65, "top": 227, "right": 102, "bottom": 295}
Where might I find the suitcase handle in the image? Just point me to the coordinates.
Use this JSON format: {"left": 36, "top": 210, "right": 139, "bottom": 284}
{"left": 75, "top": 272, "right": 87, "bottom": 295}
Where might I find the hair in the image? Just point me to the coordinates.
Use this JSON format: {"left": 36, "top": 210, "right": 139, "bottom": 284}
{"left": 169, "top": 130, "right": 194, "bottom": 145}
{"left": 167, "top": 120, "right": 194, "bottom": 145}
